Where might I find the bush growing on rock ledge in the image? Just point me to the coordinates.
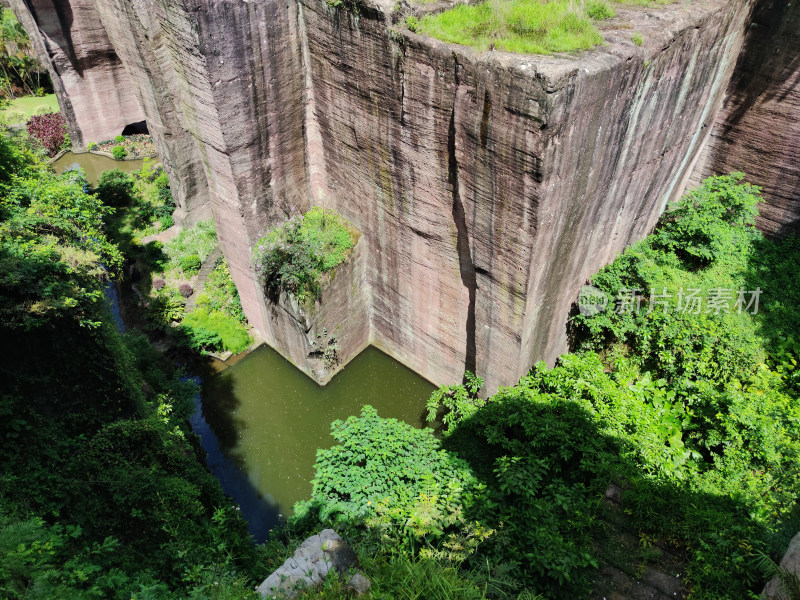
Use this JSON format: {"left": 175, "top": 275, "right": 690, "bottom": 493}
{"left": 253, "top": 206, "right": 356, "bottom": 303}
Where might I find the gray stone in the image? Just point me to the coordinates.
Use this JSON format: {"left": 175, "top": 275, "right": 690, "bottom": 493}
{"left": 256, "top": 529, "right": 359, "bottom": 600}
{"left": 348, "top": 572, "right": 372, "bottom": 595}
{"left": 605, "top": 483, "right": 624, "bottom": 505}
{"left": 762, "top": 531, "right": 800, "bottom": 600}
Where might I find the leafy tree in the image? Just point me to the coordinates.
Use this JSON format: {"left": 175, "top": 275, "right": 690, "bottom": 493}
{"left": 95, "top": 168, "right": 135, "bottom": 207}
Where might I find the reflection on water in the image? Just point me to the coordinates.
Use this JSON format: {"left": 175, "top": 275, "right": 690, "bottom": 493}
{"left": 197, "top": 344, "right": 436, "bottom": 540}
{"left": 51, "top": 151, "right": 145, "bottom": 185}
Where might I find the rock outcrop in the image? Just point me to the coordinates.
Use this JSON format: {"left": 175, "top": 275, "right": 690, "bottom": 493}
{"left": 762, "top": 531, "right": 800, "bottom": 599}
{"left": 13, "top": 0, "right": 772, "bottom": 392}
{"left": 690, "top": 0, "right": 800, "bottom": 236}
{"left": 10, "top": 0, "right": 145, "bottom": 149}
{"left": 256, "top": 529, "right": 367, "bottom": 599}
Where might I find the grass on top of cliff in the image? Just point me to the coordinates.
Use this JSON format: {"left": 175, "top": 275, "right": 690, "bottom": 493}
{"left": 410, "top": 0, "right": 614, "bottom": 54}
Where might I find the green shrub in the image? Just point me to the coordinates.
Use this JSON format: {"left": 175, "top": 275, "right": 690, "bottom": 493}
{"left": 87, "top": 141, "right": 97, "bottom": 151}
{"left": 253, "top": 207, "right": 355, "bottom": 302}
{"left": 145, "top": 287, "right": 185, "bottom": 328}
{"left": 293, "top": 406, "right": 486, "bottom": 558}
{"left": 632, "top": 32, "right": 643, "bottom": 46}
{"left": 95, "top": 168, "right": 135, "bottom": 207}
{"left": 180, "top": 253, "right": 202, "bottom": 275}
{"left": 198, "top": 258, "right": 247, "bottom": 322}
{"left": 586, "top": 0, "right": 615, "bottom": 19}
{"left": 111, "top": 145, "right": 127, "bottom": 160}
{"left": 652, "top": 172, "right": 760, "bottom": 267}
{"left": 180, "top": 308, "right": 251, "bottom": 354}
{"left": 114, "top": 134, "right": 125, "bottom": 143}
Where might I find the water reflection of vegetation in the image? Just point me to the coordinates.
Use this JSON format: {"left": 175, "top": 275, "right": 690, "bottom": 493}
{"left": 200, "top": 345, "right": 435, "bottom": 516}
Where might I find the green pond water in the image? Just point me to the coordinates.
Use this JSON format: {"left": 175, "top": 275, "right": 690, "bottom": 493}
{"left": 196, "top": 344, "right": 436, "bottom": 539}
{"left": 51, "top": 151, "right": 145, "bottom": 185}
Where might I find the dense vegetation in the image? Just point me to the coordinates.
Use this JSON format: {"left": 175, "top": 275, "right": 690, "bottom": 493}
{"left": 0, "top": 132, "right": 265, "bottom": 599}
{"left": 0, "top": 9, "right": 51, "bottom": 100}
{"left": 293, "top": 174, "right": 800, "bottom": 599}
{"left": 93, "top": 162, "right": 251, "bottom": 355}
{"left": 1, "top": 113, "right": 797, "bottom": 600}
{"left": 254, "top": 207, "right": 356, "bottom": 303}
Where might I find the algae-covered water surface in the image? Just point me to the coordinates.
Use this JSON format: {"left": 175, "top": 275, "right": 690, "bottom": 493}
{"left": 195, "top": 344, "right": 436, "bottom": 540}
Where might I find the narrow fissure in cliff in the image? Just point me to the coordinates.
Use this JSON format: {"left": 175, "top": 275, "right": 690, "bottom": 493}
{"left": 448, "top": 106, "right": 478, "bottom": 376}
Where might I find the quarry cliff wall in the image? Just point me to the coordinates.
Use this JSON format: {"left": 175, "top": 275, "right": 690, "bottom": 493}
{"left": 12, "top": 0, "right": 773, "bottom": 393}
{"left": 690, "top": 0, "right": 800, "bottom": 236}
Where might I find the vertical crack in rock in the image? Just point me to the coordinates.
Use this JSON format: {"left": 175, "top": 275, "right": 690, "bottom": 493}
{"left": 448, "top": 105, "right": 477, "bottom": 376}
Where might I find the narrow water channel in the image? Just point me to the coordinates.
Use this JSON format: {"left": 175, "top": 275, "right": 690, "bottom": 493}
{"left": 195, "top": 344, "right": 436, "bottom": 541}
{"left": 51, "top": 151, "right": 145, "bottom": 185}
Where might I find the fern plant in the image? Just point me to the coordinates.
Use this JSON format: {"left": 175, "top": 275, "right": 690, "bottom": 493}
{"left": 756, "top": 551, "right": 800, "bottom": 600}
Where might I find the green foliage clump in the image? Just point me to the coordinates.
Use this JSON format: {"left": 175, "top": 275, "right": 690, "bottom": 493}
{"left": 631, "top": 32, "right": 643, "bottom": 46}
{"left": 586, "top": 0, "right": 615, "bottom": 19}
{"left": 87, "top": 141, "right": 97, "bottom": 151}
{"left": 111, "top": 145, "right": 127, "bottom": 160}
{"left": 254, "top": 207, "right": 355, "bottom": 302}
{"left": 145, "top": 285, "right": 185, "bottom": 329}
{"left": 415, "top": 0, "right": 604, "bottom": 55}
{"left": 163, "top": 219, "right": 217, "bottom": 271}
{"left": 180, "top": 307, "right": 252, "bottom": 354}
{"left": 197, "top": 257, "right": 247, "bottom": 323}
{"left": 427, "top": 371, "right": 486, "bottom": 433}
{"left": 114, "top": 135, "right": 125, "bottom": 143}
{"left": 0, "top": 139, "right": 120, "bottom": 329}
{"left": 180, "top": 253, "right": 202, "bottom": 275}
{"left": 293, "top": 406, "right": 486, "bottom": 558}
{"left": 652, "top": 172, "right": 760, "bottom": 267}
{"left": 95, "top": 168, "right": 135, "bottom": 207}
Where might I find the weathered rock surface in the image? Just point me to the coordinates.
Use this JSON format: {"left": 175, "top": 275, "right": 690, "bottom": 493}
{"left": 256, "top": 529, "right": 363, "bottom": 599}
{"left": 8, "top": 0, "right": 145, "bottom": 149}
{"left": 16, "top": 0, "right": 771, "bottom": 393}
{"left": 762, "top": 531, "right": 800, "bottom": 599}
{"left": 690, "top": 0, "right": 800, "bottom": 235}
{"left": 297, "top": 0, "right": 753, "bottom": 392}
{"left": 262, "top": 233, "right": 370, "bottom": 383}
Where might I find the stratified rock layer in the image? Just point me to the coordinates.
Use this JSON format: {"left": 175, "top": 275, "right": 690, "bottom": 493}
{"left": 15, "top": 0, "right": 765, "bottom": 392}
{"left": 298, "top": 0, "right": 752, "bottom": 391}
{"left": 691, "top": 0, "right": 800, "bottom": 235}
{"left": 9, "top": 0, "right": 145, "bottom": 148}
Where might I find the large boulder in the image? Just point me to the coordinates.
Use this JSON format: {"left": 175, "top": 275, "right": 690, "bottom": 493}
{"left": 762, "top": 531, "right": 800, "bottom": 599}
{"left": 257, "top": 529, "right": 366, "bottom": 599}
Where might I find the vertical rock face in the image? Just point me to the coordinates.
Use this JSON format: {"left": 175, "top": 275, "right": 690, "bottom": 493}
{"left": 17, "top": 0, "right": 767, "bottom": 392}
{"left": 299, "top": 0, "right": 751, "bottom": 391}
{"left": 89, "top": 0, "right": 311, "bottom": 314}
{"left": 690, "top": 0, "right": 800, "bottom": 236}
{"left": 264, "top": 234, "right": 370, "bottom": 384}
{"left": 8, "top": 0, "right": 145, "bottom": 148}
